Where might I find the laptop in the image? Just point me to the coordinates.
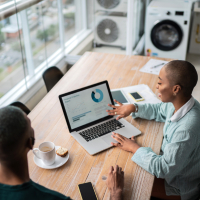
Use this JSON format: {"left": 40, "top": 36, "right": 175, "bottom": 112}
{"left": 59, "top": 80, "right": 141, "bottom": 155}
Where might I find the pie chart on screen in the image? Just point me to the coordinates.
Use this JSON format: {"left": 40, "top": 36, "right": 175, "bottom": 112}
{"left": 91, "top": 89, "right": 104, "bottom": 103}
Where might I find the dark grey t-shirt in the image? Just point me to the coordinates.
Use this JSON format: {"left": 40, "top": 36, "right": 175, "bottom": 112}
{"left": 0, "top": 180, "right": 72, "bottom": 200}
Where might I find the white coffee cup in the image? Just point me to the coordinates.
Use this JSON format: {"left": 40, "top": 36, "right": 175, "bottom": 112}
{"left": 33, "top": 142, "right": 56, "bottom": 166}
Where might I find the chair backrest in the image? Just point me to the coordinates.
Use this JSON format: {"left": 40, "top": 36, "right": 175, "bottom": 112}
{"left": 10, "top": 101, "right": 30, "bottom": 115}
{"left": 42, "top": 66, "right": 64, "bottom": 92}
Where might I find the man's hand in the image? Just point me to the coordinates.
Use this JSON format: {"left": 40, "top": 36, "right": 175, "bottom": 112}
{"left": 107, "top": 165, "right": 124, "bottom": 200}
{"left": 111, "top": 133, "right": 140, "bottom": 154}
{"left": 106, "top": 100, "right": 136, "bottom": 120}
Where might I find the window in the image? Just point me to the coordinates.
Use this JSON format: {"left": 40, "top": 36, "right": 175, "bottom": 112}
{"left": 0, "top": 0, "right": 90, "bottom": 106}
{"left": 0, "top": 13, "right": 27, "bottom": 98}
{"left": 38, "top": 1, "right": 60, "bottom": 59}
{"left": 26, "top": 1, "right": 61, "bottom": 69}
{"left": 27, "top": 4, "right": 47, "bottom": 69}
{"left": 63, "top": 0, "right": 75, "bottom": 42}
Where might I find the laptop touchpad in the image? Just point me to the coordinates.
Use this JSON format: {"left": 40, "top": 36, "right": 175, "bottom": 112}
{"left": 101, "top": 134, "right": 117, "bottom": 145}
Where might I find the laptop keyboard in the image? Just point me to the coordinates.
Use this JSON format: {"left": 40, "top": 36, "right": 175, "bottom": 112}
{"left": 79, "top": 119, "right": 125, "bottom": 142}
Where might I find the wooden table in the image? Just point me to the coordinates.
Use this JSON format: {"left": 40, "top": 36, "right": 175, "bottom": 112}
{"left": 28, "top": 52, "right": 172, "bottom": 200}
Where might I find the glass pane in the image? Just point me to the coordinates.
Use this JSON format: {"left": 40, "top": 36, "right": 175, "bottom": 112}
{"left": 0, "top": 0, "right": 25, "bottom": 11}
{"left": 63, "top": 0, "right": 83, "bottom": 42}
{"left": 86, "top": 0, "right": 94, "bottom": 29}
{"left": 0, "top": 0, "right": 14, "bottom": 7}
{"left": 27, "top": 0, "right": 61, "bottom": 69}
{"left": 42, "top": 0, "right": 60, "bottom": 58}
{"left": 0, "top": 13, "right": 27, "bottom": 99}
{"left": 26, "top": 3, "right": 46, "bottom": 69}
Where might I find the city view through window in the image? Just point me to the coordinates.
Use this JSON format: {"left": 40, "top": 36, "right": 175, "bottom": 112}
{"left": 0, "top": 0, "right": 84, "bottom": 100}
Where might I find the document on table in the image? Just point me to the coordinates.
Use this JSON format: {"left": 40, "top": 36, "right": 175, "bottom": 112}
{"left": 111, "top": 84, "right": 161, "bottom": 105}
{"left": 140, "top": 59, "right": 169, "bottom": 75}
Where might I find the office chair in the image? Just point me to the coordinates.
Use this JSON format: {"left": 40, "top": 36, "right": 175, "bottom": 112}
{"left": 42, "top": 66, "right": 64, "bottom": 92}
{"left": 10, "top": 101, "right": 30, "bottom": 115}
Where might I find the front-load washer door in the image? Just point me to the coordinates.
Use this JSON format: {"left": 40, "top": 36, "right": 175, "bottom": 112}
{"left": 151, "top": 20, "right": 183, "bottom": 51}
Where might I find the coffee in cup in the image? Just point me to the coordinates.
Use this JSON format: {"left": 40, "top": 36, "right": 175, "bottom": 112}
{"left": 40, "top": 146, "right": 53, "bottom": 152}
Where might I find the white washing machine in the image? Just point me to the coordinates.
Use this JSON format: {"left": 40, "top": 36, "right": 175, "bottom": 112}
{"left": 145, "top": 0, "right": 192, "bottom": 60}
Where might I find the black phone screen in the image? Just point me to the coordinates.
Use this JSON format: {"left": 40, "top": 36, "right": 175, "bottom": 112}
{"left": 111, "top": 90, "right": 128, "bottom": 105}
{"left": 130, "top": 92, "right": 142, "bottom": 99}
{"left": 78, "top": 182, "right": 97, "bottom": 200}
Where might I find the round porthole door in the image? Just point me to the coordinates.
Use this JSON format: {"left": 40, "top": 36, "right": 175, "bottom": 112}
{"left": 151, "top": 20, "right": 183, "bottom": 51}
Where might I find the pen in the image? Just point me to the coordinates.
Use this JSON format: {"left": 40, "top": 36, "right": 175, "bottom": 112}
{"left": 151, "top": 63, "right": 165, "bottom": 69}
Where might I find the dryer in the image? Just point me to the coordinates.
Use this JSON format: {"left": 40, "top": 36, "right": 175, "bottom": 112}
{"left": 145, "top": 0, "right": 192, "bottom": 60}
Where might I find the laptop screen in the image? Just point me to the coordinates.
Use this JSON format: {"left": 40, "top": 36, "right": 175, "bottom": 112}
{"left": 59, "top": 81, "right": 113, "bottom": 131}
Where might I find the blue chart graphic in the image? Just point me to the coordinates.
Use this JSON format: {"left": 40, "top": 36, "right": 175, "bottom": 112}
{"left": 91, "top": 89, "right": 103, "bottom": 103}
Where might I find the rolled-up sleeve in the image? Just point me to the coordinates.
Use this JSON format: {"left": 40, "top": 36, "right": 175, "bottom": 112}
{"left": 132, "top": 102, "right": 169, "bottom": 122}
{"left": 131, "top": 130, "right": 195, "bottom": 179}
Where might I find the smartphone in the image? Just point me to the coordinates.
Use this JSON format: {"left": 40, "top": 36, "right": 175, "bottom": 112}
{"left": 129, "top": 92, "right": 144, "bottom": 102}
{"left": 78, "top": 182, "right": 98, "bottom": 200}
{"left": 111, "top": 90, "right": 129, "bottom": 105}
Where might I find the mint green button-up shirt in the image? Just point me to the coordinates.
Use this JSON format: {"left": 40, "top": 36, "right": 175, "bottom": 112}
{"left": 132, "top": 98, "right": 200, "bottom": 200}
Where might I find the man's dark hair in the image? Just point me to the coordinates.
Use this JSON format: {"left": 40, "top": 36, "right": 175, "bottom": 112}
{"left": 0, "top": 106, "right": 28, "bottom": 160}
{"left": 165, "top": 60, "right": 198, "bottom": 97}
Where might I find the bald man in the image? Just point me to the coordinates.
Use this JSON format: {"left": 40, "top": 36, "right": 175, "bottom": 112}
{"left": 0, "top": 106, "right": 124, "bottom": 200}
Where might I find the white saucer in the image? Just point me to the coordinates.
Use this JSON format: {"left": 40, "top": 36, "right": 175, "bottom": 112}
{"left": 33, "top": 146, "right": 69, "bottom": 169}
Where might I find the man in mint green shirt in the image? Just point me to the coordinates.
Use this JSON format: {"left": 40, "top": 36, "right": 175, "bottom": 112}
{"left": 0, "top": 106, "right": 124, "bottom": 200}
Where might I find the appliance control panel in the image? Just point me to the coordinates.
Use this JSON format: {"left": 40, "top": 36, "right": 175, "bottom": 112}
{"left": 175, "top": 11, "right": 184, "bottom": 16}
